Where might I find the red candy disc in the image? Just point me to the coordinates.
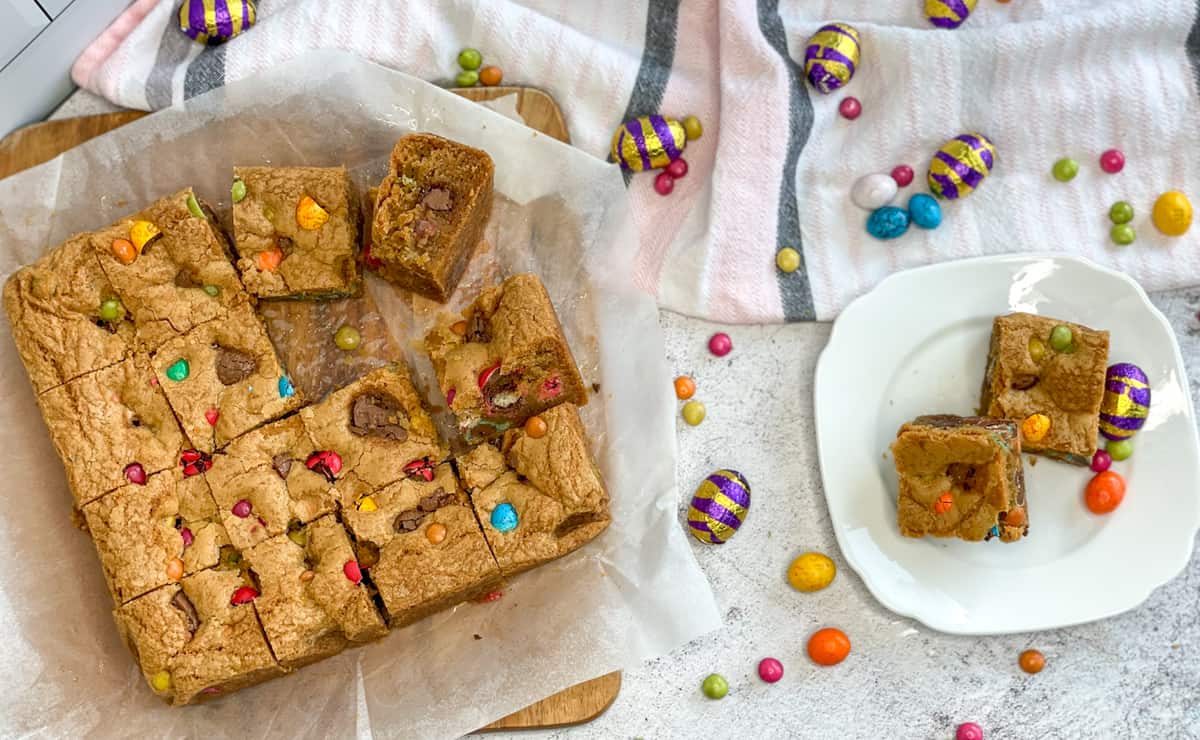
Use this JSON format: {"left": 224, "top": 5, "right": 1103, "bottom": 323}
{"left": 343, "top": 559, "right": 363, "bottom": 584}
{"left": 891, "top": 165, "right": 914, "bottom": 187}
{"left": 306, "top": 450, "right": 343, "bottom": 482}
{"left": 478, "top": 362, "right": 501, "bottom": 389}
{"left": 404, "top": 457, "right": 437, "bottom": 482}
{"left": 230, "top": 586, "right": 259, "bottom": 605}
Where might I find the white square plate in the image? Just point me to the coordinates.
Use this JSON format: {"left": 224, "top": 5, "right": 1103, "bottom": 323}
{"left": 814, "top": 254, "right": 1200, "bottom": 634}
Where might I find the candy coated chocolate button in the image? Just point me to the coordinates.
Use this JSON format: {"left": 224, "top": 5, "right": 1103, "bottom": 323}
{"left": 956, "top": 723, "right": 984, "bottom": 740}
{"left": 701, "top": 673, "right": 728, "bottom": 699}
{"left": 151, "top": 671, "right": 172, "bottom": 692}
{"left": 683, "top": 116, "right": 703, "bottom": 140}
{"left": 232, "top": 499, "right": 252, "bottom": 518}
{"left": 708, "top": 332, "right": 732, "bottom": 357}
{"left": 490, "top": 503, "right": 518, "bottom": 532}
{"left": 166, "top": 557, "right": 184, "bottom": 582}
{"left": 165, "top": 359, "right": 189, "bottom": 382}
{"left": 124, "top": 463, "right": 147, "bottom": 485}
{"left": 758, "top": 657, "right": 784, "bottom": 683}
{"left": 838, "top": 96, "right": 862, "bottom": 120}
{"left": 776, "top": 247, "right": 801, "bottom": 273}
{"left": 278, "top": 376, "right": 295, "bottom": 398}
{"left": 787, "top": 552, "right": 836, "bottom": 592}
{"left": 230, "top": 586, "right": 259, "bottom": 605}
{"left": 1099, "top": 149, "right": 1125, "bottom": 174}
{"left": 674, "top": 376, "right": 696, "bottom": 400}
{"left": 426, "top": 522, "right": 448, "bottom": 545}
{"left": 343, "top": 560, "right": 363, "bottom": 584}
{"left": 681, "top": 401, "right": 706, "bottom": 426}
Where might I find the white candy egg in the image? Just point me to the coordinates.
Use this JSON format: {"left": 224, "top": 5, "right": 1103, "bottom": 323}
{"left": 851, "top": 173, "right": 899, "bottom": 211}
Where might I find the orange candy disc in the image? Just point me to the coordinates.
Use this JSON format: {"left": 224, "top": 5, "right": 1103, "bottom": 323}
{"left": 296, "top": 195, "right": 330, "bottom": 230}
{"left": 426, "top": 522, "right": 448, "bottom": 545}
{"left": 934, "top": 492, "right": 953, "bottom": 514}
{"left": 256, "top": 246, "right": 284, "bottom": 271}
{"left": 524, "top": 416, "right": 548, "bottom": 439}
{"left": 808, "top": 627, "right": 851, "bottom": 666}
{"left": 111, "top": 238, "right": 138, "bottom": 265}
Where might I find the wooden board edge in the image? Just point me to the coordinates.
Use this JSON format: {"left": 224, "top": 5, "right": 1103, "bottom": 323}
{"left": 480, "top": 671, "right": 622, "bottom": 731}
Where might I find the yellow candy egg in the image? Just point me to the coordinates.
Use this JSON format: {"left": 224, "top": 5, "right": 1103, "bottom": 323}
{"left": 296, "top": 195, "right": 330, "bottom": 230}
{"left": 1153, "top": 191, "right": 1193, "bottom": 236}
{"left": 788, "top": 552, "right": 836, "bottom": 592}
{"left": 129, "top": 220, "right": 162, "bottom": 252}
{"left": 1021, "top": 413, "right": 1051, "bottom": 443}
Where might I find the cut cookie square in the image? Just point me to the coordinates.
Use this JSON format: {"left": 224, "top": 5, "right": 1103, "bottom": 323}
{"left": 341, "top": 461, "right": 500, "bottom": 627}
{"left": 980, "top": 312, "right": 1109, "bottom": 465}
{"left": 231, "top": 166, "right": 361, "bottom": 299}
{"left": 458, "top": 403, "right": 610, "bottom": 576}
{"left": 426, "top": 273, "right": 587, "bottom": 443}
{"left": 152, "top": 302, "right": 303, "bottom": 452}
{"left": 36, "top": 357, "right": 186, "bottom": 507}
{"left": 370, "top": 133, "right": 493, "bottom": 302}
{"left": 892, "top": 415, "right": 1027, "bottom": 543}
{"left": 113, "top": 569, "right": 283, "bottom": 706}
{"left": 83, "top": 468, "right": 228, "bottom": 604}
{"left": 242, "top": 514, "right": 386, "bottom": 667}
{"left": 3, "top": 234, "right": 135, "bottom": 394}
{"left": 299, "top": 364, "right": 446, "bottom": 503}
{"left": 88, "top": 187, "right": 249, "bottom": 350}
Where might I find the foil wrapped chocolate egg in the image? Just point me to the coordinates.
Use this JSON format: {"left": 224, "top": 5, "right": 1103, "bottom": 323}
{"left": 803, "top": 23, "right": 862, "bottom": 94}
{"left": 927, "top": 133, "right": 996, "bottom": 200}
{"left": 687, "top": 469, "right": 750, "bottom": 545}
{"left": 611, "top": 115, "right": 687, "bottom": 172}
{"left": 1100, "top": 363, "right": 1151, "bottom": 441}
{"left": 925, "top": 0, "right": 977, "bottom": 29}
{"left": 180, "top": 0, "right": 257, "bottom": 46}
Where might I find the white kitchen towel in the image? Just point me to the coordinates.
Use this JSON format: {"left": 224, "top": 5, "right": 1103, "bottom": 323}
{"left": 72, "top": 0, "right": 1200, "bottom": 322}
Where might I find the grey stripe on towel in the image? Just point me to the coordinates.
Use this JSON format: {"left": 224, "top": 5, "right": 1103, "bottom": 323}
{"left": 184, "top": 45, "right": 227, "bottom": 100}
{"left": 144, "top": 16, "right": 195, "bottom": 109}
{"left": 757, "top": 0, "right": 815, "bottom": 321}
{"left": 615, "top": 0, "right": 682, "bottom": 185}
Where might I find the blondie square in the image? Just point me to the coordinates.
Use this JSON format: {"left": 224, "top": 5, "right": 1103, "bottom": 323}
{"left": 458, "top": 403, "right": 610, "bottom": 576}
{"left": 37, "top": 357, "right": 186, "bottom": 507}
{"left": 299, "top": 364, "right": 446, "bottom": 503}
{"left": 242, "top": 515, "right": 386, "bottom": 667}
{"left": 83, "top": 469, "right": 228, "bottom": 604}
{"left": 3, "top": 235, "right": 135, "bottom": 395}
{"left": 980, "top": 313, "right": 1110, "bottom": 465}
{"left": 231, "top": 166, "right": 361, "bottom": 299}
{"left": 370, "top": 133, "right": 494, "bottom": 302}
{"left": 204, "top": 415, "right": 338, "bottom": 550}
{"left": 892, "top": 415, "right": 1028, "bottom": 543}
{"left": 425, "top": 273, "right": 587, "bottom": 443}
{"left": 152, "top": 302, "right": 303, "bottom": 452}
{"left": 88, "top": 187, "right": 248, "bottom": 350}
{"left": 341, "top": 461, "right": 500, "bottom": 627}
{"left": 114, "top": 569, "right": 283, "bottom": 706}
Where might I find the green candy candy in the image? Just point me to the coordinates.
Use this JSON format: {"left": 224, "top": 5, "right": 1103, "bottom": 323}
{"left": 186, "top": 193, "right": 207, "bottom": 220}
{"left": 202, "top": 284, "right": 220, "bottom": 297}
{"left": 1049, "top": 325, "right": 1073, "bottom": 352}
{"left": 455, "top": 69, "right": 480, "bottom": 87}
{"left": 1052, "top": 158, "right": 1079, "bottom": 182}
{"left": 231, "top": 179, "right": 247, "bottom": 204}
{"left": 457, "top": 48, "right": 482, "bottom": 71}
{"left": 334, "top": 325, "right": 361, "bottom": 351}
{"left": 1109, "top": 201, "right": 1134, "bottom": 224}
{"left": 1107, "top": 439, "right": 1133, "bottom": 461}
{"left": 1111, "top": 224, "right": 1136, "bottom": 246}
{"left": 98, "top": 299, "right": 122, "bottom": 322}
{"left": 701, "top": 673, "right": 728, "bottom": 700}
{"left": 166, "top": 359, "right": 190, "bottom": 381}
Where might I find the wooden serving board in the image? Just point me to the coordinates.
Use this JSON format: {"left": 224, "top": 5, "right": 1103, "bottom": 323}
{"left": 0, "top": 85, "right": 619, "bottom": 732}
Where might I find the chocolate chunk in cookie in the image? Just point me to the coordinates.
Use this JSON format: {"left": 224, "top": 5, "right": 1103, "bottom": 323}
{"left": 215, "top": 347, "right": 258, "bottom": 385}
{"left": 348, "top": 393, "right": 408, "bottom": 441}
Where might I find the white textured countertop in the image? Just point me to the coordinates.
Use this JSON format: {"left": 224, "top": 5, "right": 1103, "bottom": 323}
{"left": 49, "top": 91, "right": 1200, "bottom": 739}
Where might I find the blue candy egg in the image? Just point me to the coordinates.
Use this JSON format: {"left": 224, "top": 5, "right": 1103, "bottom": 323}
{"left": 490, "top": 502, "right": 519, "bottom": 532}
{"left": 867, "top": 207, "right": 910, "bottom": 240}
{"left": 909, "top": 194, "right": 942, "bottom": 229}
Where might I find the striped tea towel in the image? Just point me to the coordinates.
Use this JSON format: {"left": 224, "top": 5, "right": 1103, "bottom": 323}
{"left": 72, "top": 0, "right": 1200, "bottom": 322}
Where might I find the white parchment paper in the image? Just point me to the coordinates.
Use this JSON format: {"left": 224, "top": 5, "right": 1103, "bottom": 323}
{"left": 0, "top": 52, "right": 719, "bottom": 739}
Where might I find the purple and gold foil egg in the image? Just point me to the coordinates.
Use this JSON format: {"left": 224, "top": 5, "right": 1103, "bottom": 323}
{"left": 1100, "top": 363, "right": 1151, "bottom": 441}
{"left": 687, "top": 469, "right": 750, "bottom": 545}
{"left": 803, "top": 23, "right": 861, "bottom": 94}
{"left": 179, "top": 0, "right": 257, "bottom": 46}
{"left": 611, "top": 115, "right": 687, "bottom": 172}
{"left": 927, "top": 132, "right": 996, "bottom": 200}
{"left": 925, "top": 0, "right": 977, "bottom": 30}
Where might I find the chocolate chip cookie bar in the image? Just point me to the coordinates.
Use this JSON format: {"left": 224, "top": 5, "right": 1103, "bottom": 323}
{"left": 458, "top": 403, "right": 610, "bottom": 576}
{"left": 83, "top": 469, "right": 228, "bottom": 604}
{"left": 204, "top": 415, "right": 338, "bottom": 550}
{"left": 114, "top": 568, "right": 284, "bottom": 706}
{"left": 426, "top": 273, "right": 588, "bottom": 443}
{"left": 88, "top": 187, "right": 249, "bottom": 350}
{"left": 370, "top": 134, "right": 494, "bottom": 302}
{"left": 231, "top": 166, "right": 361, "bottom": 299}
{"left": 36, "top": 357, "right": 186, "bottom": 507}
{"left": 341, "top": 461, "right": 501, "bottom": 627}
{"left": 242, "top": 515, "right": 386, "bottom": 667}
{"left": 3, "top": 234, "right": 135, "bottom": 394}
{"left": 980, "top": 313, "right": 1110, "bottom": 465}
{"left": 152, "top": 302, "right": 302, "bottom": 452}
{"left": 892, "top": 415, "right": 1027, "bottom": 543}
{"left": 299, "top": 364, "right": 447, "bottom": 504}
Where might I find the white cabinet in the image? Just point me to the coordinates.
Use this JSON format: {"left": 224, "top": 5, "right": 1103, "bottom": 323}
{"left": 0, "top": 0, "right": 49, "bottom": 69}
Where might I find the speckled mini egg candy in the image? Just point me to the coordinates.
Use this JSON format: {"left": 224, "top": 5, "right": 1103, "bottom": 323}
{"left": 1099, "top": 363, "right": 1151, "bottom": 441}
{"left": 611, "top": 115, "right": 687, "bottom": 172}
{"left": 803, "top": 23, "right": 861, "bottom": 94}
{"left": 179, "top": 0, "right": 256, "bottom": 45}
{"left": 928, "top": 133, "right": 996, "bottom": 200}
{"left": 925, "top": 0, "right": 977, "bottom": 29}
{"left": 687, "top": 469, "right": 750, "bottom": 545}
